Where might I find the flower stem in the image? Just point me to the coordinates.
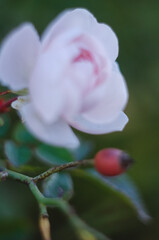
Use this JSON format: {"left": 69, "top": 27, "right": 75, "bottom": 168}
{"left": 0, "top": 159, "right": 94, "bottom": 184}
{"left": 0, "top": 97, "right": 18, "bottom": 113}
{"left": 0, "top": 161, "right": 106, "bottom": 240}
{"left": 33, "top": 159, "right": 94, "bottom": 182}
{"left": 29, "top": 180, "right": 66, "bottom": 208}
{"left": 39, "top": 203, "right": 48, "bottom": 217}
{"left": 0, "top": 90, "right": 11, "bottom": 96}
{"left": 0, "top": 168, "right": 32, "bottom": 184}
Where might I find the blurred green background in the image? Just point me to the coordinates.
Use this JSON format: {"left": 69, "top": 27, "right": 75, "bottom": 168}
{"left": 0, "top": 0, "right": 159, "bottom": 239}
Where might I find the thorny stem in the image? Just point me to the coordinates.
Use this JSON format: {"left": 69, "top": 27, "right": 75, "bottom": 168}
{"left": 7, "top": 169, "right": 32, "bottom": 183}
{"left": 39, "top": 203, "right": 48, "bottom": 217}
{"left": 0, "top": 159, "right": 97, "bottom": 240}
{"left": 29, "top": 181, "right": 97, "bottom": 239}
{"left": 33, "top": 159, "right": 94, "bottom": 182}
{"left": 0, "top": 158, "right": 94, "bottom": 184}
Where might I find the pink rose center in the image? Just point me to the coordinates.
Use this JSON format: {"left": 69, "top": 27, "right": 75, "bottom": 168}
{"left": 73, "top": 48, "right": 99, "bottom": 76}
{"left": 74, "top": 48, "right": 93, "bottom": 62}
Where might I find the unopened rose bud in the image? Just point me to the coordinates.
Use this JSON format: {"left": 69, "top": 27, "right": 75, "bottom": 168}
{"left": 95, "top": 148, "right": 134, "bottom": 176}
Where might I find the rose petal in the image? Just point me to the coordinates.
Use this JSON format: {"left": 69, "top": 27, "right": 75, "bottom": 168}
{"left": 95, "top": 23, "right": 119, "bottom": 61}
{"left": 42, "top": 8, "right": 96, "bottom": 45}
{"left": 62, "top": 80, "right": 82, "bottom": 121}
{"left": 83, "top": 68, "right": 128, "bottom": 124}
{"left": 30, "top": 31, "right": 82, "bottom": 123}
{"left": 42, "top": 8, "right": 118, "bottom": 61}
{"left": 0, "top": 23, "right": 40, "bottom": 90}
{"left": 70, "top": 111, "right": 128, "bottom": 134}
{"left": 20, "top": 103, "right": 79, "bottom": 148}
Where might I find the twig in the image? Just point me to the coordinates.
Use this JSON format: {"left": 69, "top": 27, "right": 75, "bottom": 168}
{"left": 0, "top": 90, "right": 11, "bottom": 96}
{"left": 0, "top": 97, "right": 18, "bottom": 113}
{"left": 33, "top": 159, "right": 94, "bottom": 182}
{"left": 0, "top": 159, "right": 102, "bottom": 240}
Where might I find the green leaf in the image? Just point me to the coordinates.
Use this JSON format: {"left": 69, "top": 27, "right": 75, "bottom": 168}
{"left": 86, "top": 169, "right": 151, "bottom": 223}
{"left": 35, "top": 144, "right": 74, "bottom": 165}
{"left": 73, "top": 218, "right": 110, "bottom": 240}
{"left": 4, "top": 141, "right": 32, "bottom": 167}
{"left": 13, "top": 123, "right": 38, "bottom": 144}
{"left": 43, "top": 172, "right": 73, "bottom": 200}
{"left": 70, "top": 169, "right": 148, "bottom": 238}
{"left": 0, "top": 114, "right": 11, "bottom": 137}
{"left": 77, "top": 226, "right": 109, "bottom": 240}
{"left": 72, "top": 141, "right": 93, "bottom": 160}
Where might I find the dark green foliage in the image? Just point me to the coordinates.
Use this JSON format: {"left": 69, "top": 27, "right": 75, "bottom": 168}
{"left": 35, "top": 144, "right": 74, "bottom": 165}
{"left": 86, "top": 169, "right": 151, "bottom": 223}
{"left": 43, "top": 172, "right": 73, "bottom": 200}
{"left": 13, "top": 123, "right": 38, "bottom": 145}
{"left": 4, "top": 141, "right": 32, "bottom": 167}
{"left": 0, "top": 114, "right": 11, "bottom": 137}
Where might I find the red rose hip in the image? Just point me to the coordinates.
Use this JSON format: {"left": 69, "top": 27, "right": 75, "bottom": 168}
{"left": 95, "top": 148, "right": 134, "bottom": 177}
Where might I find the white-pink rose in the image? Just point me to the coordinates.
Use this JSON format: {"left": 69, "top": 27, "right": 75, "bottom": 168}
{"left": 0, "top": 8, "right": 128, "bottom": 148}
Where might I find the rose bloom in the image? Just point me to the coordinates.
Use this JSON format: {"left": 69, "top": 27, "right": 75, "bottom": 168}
{"left": 0, "top": 8, "right": 128, "bottom": 148}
